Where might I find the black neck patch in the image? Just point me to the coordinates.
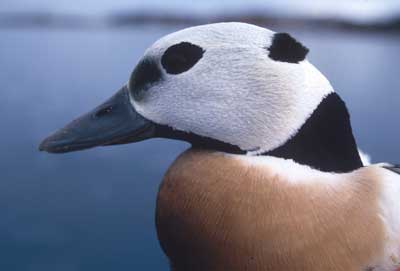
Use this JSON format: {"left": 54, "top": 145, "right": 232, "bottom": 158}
{"left": 266, "top": 92, "right": 363, "bottom": 172}
{"left": 268, "top": 33, "right": 309, "bottom": 63}
{"left": 153, "top": 93, "right": 362, "bottom": 173}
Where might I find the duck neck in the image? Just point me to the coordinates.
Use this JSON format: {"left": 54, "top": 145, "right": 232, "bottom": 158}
{"left": 265, "top": 92, "right": 363, "bottom": 173}
{"left": 154, "top": 92, "right": 363, "bottom": 173}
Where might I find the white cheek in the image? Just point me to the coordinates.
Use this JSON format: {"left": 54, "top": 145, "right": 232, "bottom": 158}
{"left": 133, "top": 51, "right": 333, "bottom": 153}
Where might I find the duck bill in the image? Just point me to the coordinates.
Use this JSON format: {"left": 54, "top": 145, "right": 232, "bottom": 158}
{"left": 39, "top": 86, "right": 155, "bottom": 153}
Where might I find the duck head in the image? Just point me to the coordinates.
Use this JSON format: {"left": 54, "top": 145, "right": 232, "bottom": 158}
{"left": 39, "top": 22, "right": 362, "bottom": 172}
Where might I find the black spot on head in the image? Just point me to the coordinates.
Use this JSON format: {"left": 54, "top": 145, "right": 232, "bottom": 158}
{"left": 129, "top": 58, "right": 162, "bottom": 100}
{"left": 161, "top": 42, "right": 204, "bottom": 74}
{"left": 267, "top": 33, "right": 309, "bottom": 63}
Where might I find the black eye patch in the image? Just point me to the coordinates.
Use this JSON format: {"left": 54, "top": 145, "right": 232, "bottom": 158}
{"left": 268, "top": 33, "right": 309, "bottom": 64}
{"left": 161, "top": 42, "right": 205, "bottom": 74}
{"left": 129, "top": 58, "right": 162, "bottom": 101}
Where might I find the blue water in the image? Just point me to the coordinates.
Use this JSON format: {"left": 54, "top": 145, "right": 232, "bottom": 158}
{"left": 0, "top": 25, "right": 399, "bottom": 270}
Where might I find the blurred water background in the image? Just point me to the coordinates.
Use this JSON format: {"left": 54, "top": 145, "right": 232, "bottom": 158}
{"left": 1, "top": 0, "right": 400, "bottom": 270}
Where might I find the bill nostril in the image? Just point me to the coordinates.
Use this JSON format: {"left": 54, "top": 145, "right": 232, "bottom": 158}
{"left": 94, "top": 106, "right": 114, "bottom": 118}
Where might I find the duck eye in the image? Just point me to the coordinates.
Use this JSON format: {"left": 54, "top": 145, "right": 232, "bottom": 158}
{"left": 161, "top": 42, "right": 204, "bottom": 74}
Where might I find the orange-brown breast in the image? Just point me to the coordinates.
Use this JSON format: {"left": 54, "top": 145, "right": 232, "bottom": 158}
{"left": 156, "top": 149, "right": 385, "bottom": 271}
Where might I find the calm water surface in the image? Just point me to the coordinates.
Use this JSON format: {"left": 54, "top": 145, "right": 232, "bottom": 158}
{"left": 0, "top": 25, "right": 399, "bottom": 270}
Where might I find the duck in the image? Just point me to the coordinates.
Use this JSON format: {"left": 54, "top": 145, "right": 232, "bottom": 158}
{"left": 39, "top": 22, "right": 400, "bottom": 271}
